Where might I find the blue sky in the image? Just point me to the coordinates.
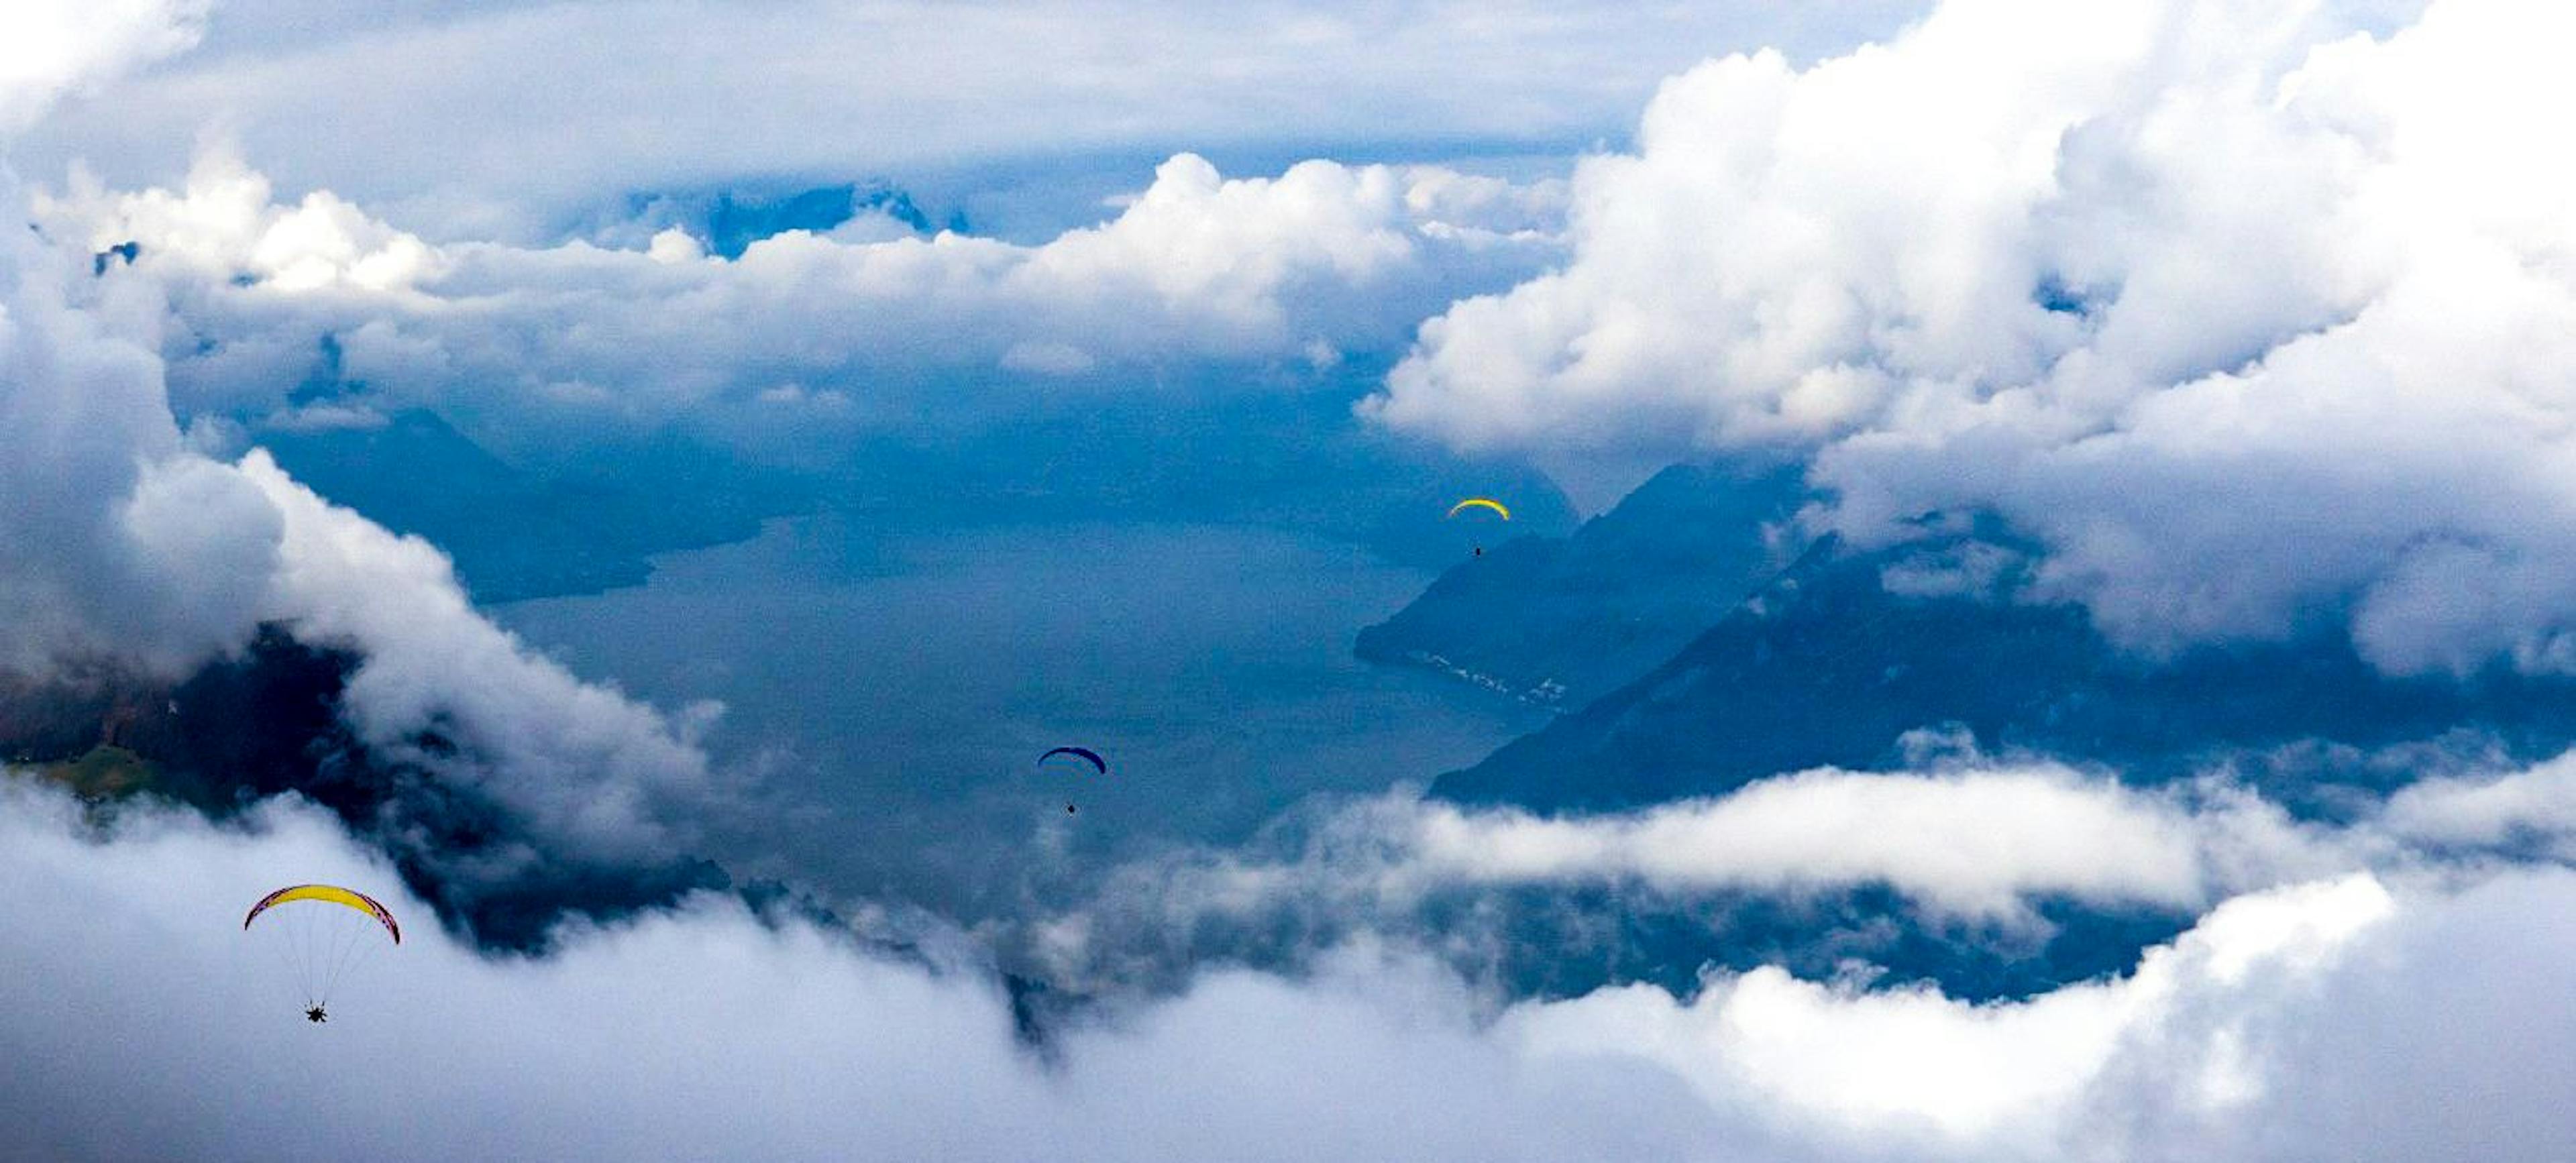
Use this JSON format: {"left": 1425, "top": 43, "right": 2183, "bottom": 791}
{"left": 4, "top": 1, "right": 2575, "bottom": 1159}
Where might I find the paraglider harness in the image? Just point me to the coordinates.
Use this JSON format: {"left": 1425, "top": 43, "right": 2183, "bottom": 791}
{"left": 305, "top": 1005, "right": 327, "bottom": 1023}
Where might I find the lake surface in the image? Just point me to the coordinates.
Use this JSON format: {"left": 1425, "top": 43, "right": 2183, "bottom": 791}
{"left": 494, "top": 513, "right": 1547, "bottom": 913}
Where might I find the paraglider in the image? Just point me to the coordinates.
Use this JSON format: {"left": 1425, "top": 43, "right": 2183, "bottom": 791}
{"left": 1446, "top": 496, "right": 1510, "bottom": 556}
{"left": 244, "top": 885, "right": 399, "bottom": 1024}
{"left": 1039, "top": 746, "right": 1106, "bottom": 813}
{"left": 1038, "top": 746, "right": 1107, "bottom": 774}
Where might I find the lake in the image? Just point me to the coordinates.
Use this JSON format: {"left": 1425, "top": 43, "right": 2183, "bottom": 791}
{"left": 494, "top": 512, "right": 1547, "bottom": 914}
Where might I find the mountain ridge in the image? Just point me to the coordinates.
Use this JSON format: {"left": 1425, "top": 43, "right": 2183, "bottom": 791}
{"left": 1355, "top": 461, "right": 1810, "bottom": 708}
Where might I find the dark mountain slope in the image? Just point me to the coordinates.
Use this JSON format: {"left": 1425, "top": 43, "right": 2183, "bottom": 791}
{"left": 0, "top": 629, "right": 727, "bottom": 951}
{"left": 1356, "top": 461, "right": 1809, "bottom": 707}
{"left": 1434, "top": 531, "right": 2576, "bottom": 812}
{"left": 258, "top": 410, "right": 783, "bottom": 602}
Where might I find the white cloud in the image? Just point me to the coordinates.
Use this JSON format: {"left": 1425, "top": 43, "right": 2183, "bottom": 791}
{"left": 643, "top": 225, "right": 702, "bottom": 264}
{"left": 1, "top": 773, "right": 2568, "bottom": 1162}
{"left": 2381, "top": 751, "right": 2576, "bottom": 859}
{"left": 243, "top": 451, "right": 724, "bottom": 854}
{"left": 1403, "top": 767, "right": 2224, "bottom": 916}
{"left": 1371, "top": 0, "right": 2576, "bottom": 673}
{"left": 1, "top": 219, "right": 718, "bottom": 864}
{"left": 0, "top": 0, "right": 207, "bottom": 131}
{"left": 0, "top": 166, "right": 264, "bottom": 675}
{"left": 1007, "top": 156, "right": 1417, "bottom": 336}
{"left": 9, "top": 10, "right": 2575, "bottom": 1156}
{"left": 1049, "top": 764, "right": 2374, "bottom": 961}
{"left": 37, "top": 148, "right": 1566, "bottom": 451}
{"left": 1511, "top": 875, "right": 2402, "bottom": 1152}
{"left": 1022, "top": 745, "right": 2576, "bottom": 1001}
{"left": 11, "top": 0, "right": 1931, "bottom": 239}
{"left": 46, "top": 150, "right": 445, "bottom": 290}
{"left": 3, "top": 133, "right": 721, "bottom": 865}
{"left": 6, "top": 118, "right": 1554, "bottom": 854}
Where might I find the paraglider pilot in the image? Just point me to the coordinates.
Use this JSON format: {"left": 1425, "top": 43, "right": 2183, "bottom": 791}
{"left": 305, "top": 1005, "right": 328, "bottom": 1023}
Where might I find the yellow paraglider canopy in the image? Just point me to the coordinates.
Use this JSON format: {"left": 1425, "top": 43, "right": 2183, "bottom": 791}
{"left": 244, "top": 884, "right": 402, "bottom": 944}
{"left": 1446, "top": 497, "right": 1511, "bottom": 520}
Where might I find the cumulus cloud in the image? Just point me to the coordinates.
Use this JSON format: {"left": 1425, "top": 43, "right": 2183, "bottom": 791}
{"left": 0, "top": 184, "right": 269, "bottom": 674}
{"left": 1016, "top": 745, "right": 2576, "bottom": 1001}
{"left": 1, "top": 54, "right": 724, "bottom": 865}
{"left": 2381, "top": 749, "right": 2576, "bottom": 860}
{"left": 1, "top": 773, "right": 2569, "bottom": 1162}
{"left": 1401, "top": 767, "right": 2232, "bottom": 916}
{"left": 1371, "top": 0, "right": 2576, "bottom": 674}
{"left": 240, "top": 451, "right": 723, "bottom": 854}
{"left": 36, "top": 148, "right": 1564, "bottom": 452}
{"left": 10, "top": 9, "right": 2575, "bottom": 1157}
{"left": 0, "top": 21, "right": 270, "bottom": 677}
{"left": 0, "top": 200, "right": 719, "bottom": 861}
{"left": 1515, "top": 875, "right": 2405, "bottom": 1153}
{"left": 1148, "top": 765, "right": 2355, "bottom": 921}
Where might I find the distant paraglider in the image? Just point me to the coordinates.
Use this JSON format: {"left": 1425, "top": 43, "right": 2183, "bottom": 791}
{"left": 1039, "top": 746, "right": 1106, "bottom": 813}
{"left": 1038, "top": 746, "right": 1107, "bottom": 774}
{"left": 243, "top": 885, "right": 400, "bottom": 1023}
{"left": 1446, "top": 496, "right": 1511, "bottom": 556}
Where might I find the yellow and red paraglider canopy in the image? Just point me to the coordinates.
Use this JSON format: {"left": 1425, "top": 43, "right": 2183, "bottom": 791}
{"left": 244, "top": 884, "right": 402, "bottom": 945}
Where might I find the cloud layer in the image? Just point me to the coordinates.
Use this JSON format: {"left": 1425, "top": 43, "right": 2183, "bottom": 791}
{"left": 3, "top": 772, "right": 2571, "bottom": 1162}
{"left": 1004, "top": 744, "right": 2576, "bottom": 1013}
{"left": 12, "top": 0, "right": 1929, "bottom": 239}
{"left": 1, "top": 25, "right": 725, "bottom": 869}
{"left": 9, "top": 7, "right": 2576, "bottom": 1160}
{"left": 1371, "top": 0, "right": 2576, "bottom": 675}
{"left": 0, "top": 0, "right": 205, "bottom": 132}
{"left": 38, "top": 148, "right": 1564, "bottom": 463}
{"left": 1, "top": 201, "right": 720, "bottom": 858}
